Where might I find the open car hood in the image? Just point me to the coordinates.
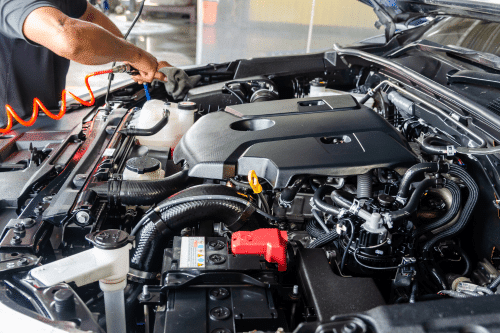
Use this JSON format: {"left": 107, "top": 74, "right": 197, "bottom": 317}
{"left": 360, "top": 0, "right": 500, "bottom": 23}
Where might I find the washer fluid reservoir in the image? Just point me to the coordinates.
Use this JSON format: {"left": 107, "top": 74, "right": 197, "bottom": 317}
{"left": 134, "top": 100, "right": 197, "bottom": 148}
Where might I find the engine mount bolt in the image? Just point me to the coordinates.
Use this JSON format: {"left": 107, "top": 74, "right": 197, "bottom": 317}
{"left": 11, "top": 235, "right": 22, "bottom": 244}
{"left": 13, "top": 223, "right": 25, "bottom": 234}
{"left": 209, "top": 306, "right": 231, "bottom": 321}
{"left": 139, "top": 285, "right": 153, "bottom": 301}
{"left": 17, "top": 258, "right": 29, "bottom": 266}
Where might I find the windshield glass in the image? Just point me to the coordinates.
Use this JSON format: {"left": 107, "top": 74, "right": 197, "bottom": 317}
{"left": 422, "top": 17, "right": 500, "bottom": 56}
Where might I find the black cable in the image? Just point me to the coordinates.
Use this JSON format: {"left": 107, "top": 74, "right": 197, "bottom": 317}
{"left": 104, "top": 0, "right": 147, "bottom": 108}
{"left": 458, "top": 247, "right": 472, "bottom": 277}
{"left": 341, "top": 219, "right": 355, "bottom": 273}
{"left": 224, "top": 82, "right": 245, "bottom": 104}
{"left": 311, "top": 209, "right": 329, "bottom": 233}
{"left": 258, "top": 192, "right": 271, "bottom": 215}
{"left": 353, "top": 249, "right": 415, "bottom": 270}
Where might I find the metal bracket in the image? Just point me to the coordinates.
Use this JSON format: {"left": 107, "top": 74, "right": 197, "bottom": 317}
{"left": 349, "top": 199, "right": 361, "bottom": 215}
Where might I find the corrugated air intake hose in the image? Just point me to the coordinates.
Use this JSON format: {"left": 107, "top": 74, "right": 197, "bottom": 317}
{"left": 130, "top": 185, "right": 262, "bottom": 272}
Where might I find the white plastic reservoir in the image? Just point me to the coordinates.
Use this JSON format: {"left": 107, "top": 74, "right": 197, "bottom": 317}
{"left": 133, "top": 99, "right": 197, "bottom": 148}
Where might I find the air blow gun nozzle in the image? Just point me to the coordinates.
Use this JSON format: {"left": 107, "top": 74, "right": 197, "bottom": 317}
{"left": 112, "top": 64, "right": 140, "bottom": 75}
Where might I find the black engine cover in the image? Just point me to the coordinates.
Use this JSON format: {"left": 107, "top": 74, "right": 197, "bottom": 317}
{"left": 173, "top": 95, "right": 417, "bottom": 188}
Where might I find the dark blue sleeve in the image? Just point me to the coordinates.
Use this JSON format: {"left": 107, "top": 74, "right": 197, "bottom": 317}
{"left": 67, "top": 0, "right": 88, "bottom": 19}
{"left": 0, "top": 0, "right": 58, "bottom": 40}
{"left": 0, "top": 0, "right": 88, "bottom": 42}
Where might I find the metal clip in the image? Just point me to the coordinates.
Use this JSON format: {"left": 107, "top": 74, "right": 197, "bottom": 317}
{"left": 349, "top": 199, "right": 361, "bottom": 215}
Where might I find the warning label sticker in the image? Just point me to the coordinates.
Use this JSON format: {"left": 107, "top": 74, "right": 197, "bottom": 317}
{"left": 179, "top": 237, "right": 205, "bottom": 268}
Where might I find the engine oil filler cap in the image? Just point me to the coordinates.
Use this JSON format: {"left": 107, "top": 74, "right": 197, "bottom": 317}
{"left": 178, "top": 101, "right": 197, "bottom": 110}
{"left": 231, "top": 228, "right": 288, "bottom": 271}
{"left": 126, "top": 156, "right": 161, "bottom": 174}
{"left": 86, "top": 229, "right": 134, "bottom": 250}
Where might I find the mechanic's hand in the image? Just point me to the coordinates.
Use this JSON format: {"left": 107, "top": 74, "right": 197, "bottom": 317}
{"left": 154, "top": 61, "right": 172, "bottom": 82}
{"left": 125, "top": 51, "right": 159, "bottom": 84}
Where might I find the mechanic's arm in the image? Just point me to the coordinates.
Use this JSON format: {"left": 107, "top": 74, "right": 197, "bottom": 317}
{"left": 22, "top": 6, "right": 164, "bottom": 83}
{"left": 80, "top": 2, "right": 123, "bottom": 38}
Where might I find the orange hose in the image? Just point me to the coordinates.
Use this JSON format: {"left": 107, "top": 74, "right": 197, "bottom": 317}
{"left": 0, "top": 69, "right": 114, "bottom": 134}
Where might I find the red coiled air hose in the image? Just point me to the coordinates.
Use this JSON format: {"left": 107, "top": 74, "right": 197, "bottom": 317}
{"left": 0, "top": 69, "right": 114, "bottom": 134}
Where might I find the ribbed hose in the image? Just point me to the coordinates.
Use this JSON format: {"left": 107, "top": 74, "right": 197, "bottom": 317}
{"left": 439, "top": 290, "right": 470, "bottom": 298}
{"left": 357, "top": 171, "right": 372, "bottom": 199}
{"left": 305, "top": 216, "right": 339, "bottom": 248}
{"left": 307, "top": 230, "right": 339, "bottom": 248}
{"left": 305, "top": 218, "right": 325, "bottom": 239}
{"left": 422, "top": 165, "right": 478, "bottom": 255}
{"left": 131, "top": 185, "right": 259, "bottom": 272}
{"left": 488, "top": 275, "right": 500, "bottom": 291}
{"left": 94, "top": 167, "right": 189, "bottom": 206}
{"left": 412, "top": 180, "right": 461, "bottom": 239}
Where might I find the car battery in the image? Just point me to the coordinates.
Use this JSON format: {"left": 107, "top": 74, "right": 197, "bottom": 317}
{"left": 155, "top": 236, "right": 287, "bottom": 333}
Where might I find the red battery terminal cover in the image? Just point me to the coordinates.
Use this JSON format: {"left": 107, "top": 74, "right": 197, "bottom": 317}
{"left": 231, "top": 229, "right": 288, "bottom": 271}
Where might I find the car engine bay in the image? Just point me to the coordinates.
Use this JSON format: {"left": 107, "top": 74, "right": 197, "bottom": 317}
{"left": 1, "top": 39, "right": 500, "bottom": 333}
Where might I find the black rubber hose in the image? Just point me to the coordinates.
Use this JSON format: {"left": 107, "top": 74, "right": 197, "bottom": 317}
{"left": 280, "top": 175, "right": 308, "bottom": 206}
{"left": 131, "top": 185, "right": 260, "bottom": 272}
{"left": 119, "top": 112, "right": 169, "bottom": 136}
{"left": 313, "top": 186, "right": 341, "bottom": 215}
{"left": 420, "top": 136, "right": 453, "bottom": 155}
{"left": 390, "top": 178, "right": 438, "bottom": 221}
{"left": 331, "top": 190, "right": 354, "bottom": 210}
{"left": 397, "top": 163, "right": 448, "bottom": 200}
{"left": 94, "top": 166, "right": 189, "bottom": 206}
{"left": 412, "top": 180, "right": 461, "bottom": 239}
{"left": 423, "top": 165, "right": 479, "bottom": 255}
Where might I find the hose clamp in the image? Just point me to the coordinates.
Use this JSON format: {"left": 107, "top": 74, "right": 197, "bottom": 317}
{"left": 395, "top": 195, "right": 407, "bottom": 206}
{"left": 349, "top": 199, "right": 361, "bottom": 215}
{"left": 337, "top": 208, "right": 347, "bottom": 219}
{"left": 382, "top": 213, "right": 393, "bottom": 229}
{"left": 278, "top": 195, "right": 292, "bottom": 208}
{"left": 446, "top": 145, "right": 457, "bottom": 156}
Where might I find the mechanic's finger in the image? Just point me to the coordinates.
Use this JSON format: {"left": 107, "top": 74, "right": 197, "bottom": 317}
{"left": 154, "top": 71, "right": 167, "bottom": 82}
{"left": 158, "top": 61, "right": 172, "bottom": 69}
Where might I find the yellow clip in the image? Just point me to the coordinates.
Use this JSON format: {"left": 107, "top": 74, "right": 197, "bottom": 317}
{"left": 247, "top": 170, "right": 263, "bottom": 194}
